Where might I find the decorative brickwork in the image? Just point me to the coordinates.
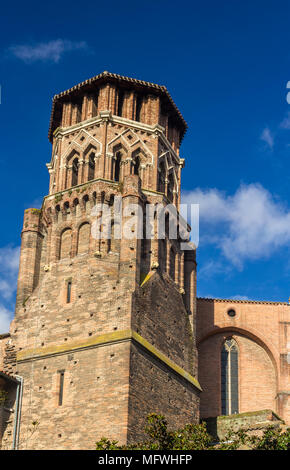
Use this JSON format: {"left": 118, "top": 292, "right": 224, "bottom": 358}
{"left": 0, "top": 72, "right": 200, "bottom": 449}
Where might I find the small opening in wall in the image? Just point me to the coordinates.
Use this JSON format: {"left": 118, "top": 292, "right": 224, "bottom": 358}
{"left": 67, "top": 281, "right": 72, "bottom": 303}
{"left": 58, "top": 370, "right": 65, "bottom": 406}
{"left": 227, "top": 309, "right": 236, "bottom": 318}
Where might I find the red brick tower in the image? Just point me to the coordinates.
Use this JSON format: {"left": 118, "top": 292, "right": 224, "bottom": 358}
{"left": 1, "top": 72, "right": 201, "bottom": 449}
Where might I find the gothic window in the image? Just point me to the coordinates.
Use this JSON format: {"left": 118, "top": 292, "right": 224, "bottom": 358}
{"left": 221, "top": 338, "right": 239, "bottom": 415}
{"left": 72, "top": 158, "right": 79, "bottom": 187}
{"left": 134, "top": 156, "right": 140, "bottom": 176}
{"left": 114, "top": 152, "right": 121, "bottom": 182}
{"left": 59, "top": 228, "right": 72, "bottom": 260}
{"left": 88, "top": 153, "right": 95, "bottom": 181}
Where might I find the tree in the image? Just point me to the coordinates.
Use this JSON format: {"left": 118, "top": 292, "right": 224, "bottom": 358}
{"left": 96, "top": 414, "right": 290, "bottom": 451}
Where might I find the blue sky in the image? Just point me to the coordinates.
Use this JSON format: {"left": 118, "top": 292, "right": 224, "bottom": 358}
{"left": 1, "top": 0, "right": 290, "bottom": 330}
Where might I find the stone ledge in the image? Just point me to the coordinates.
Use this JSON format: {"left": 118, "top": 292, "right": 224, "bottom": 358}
{"left": 16, "top": 329, "right": 202, "bottom": 392}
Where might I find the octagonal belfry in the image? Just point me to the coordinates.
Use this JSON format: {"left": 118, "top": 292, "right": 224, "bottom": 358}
{"left": 0, "top": 72, "right": 201, "bottom": 449}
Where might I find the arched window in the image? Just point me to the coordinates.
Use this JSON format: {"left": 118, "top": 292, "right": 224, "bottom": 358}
{"left": 72, "top": 158, "right": 79, "bottom": 187}
{"left": 60, "top": 228, "right": 72, "bottom": 260}
{"left": 134, "top": 156, "right": 140, "bottom": 176}
{"left": 55, "top": 205, "right": 61, "bottom": 223}
{"left": 88, "top": 153, "right": 95, "bottom": 181}
{"left": 114, "top": 152, "right": 121, "bottom": 182}
{"left": 77, "top": 222, "right": 90, "bottom": 255}
{"left": 221, "top": 338, "right": 239, "bottom": 415}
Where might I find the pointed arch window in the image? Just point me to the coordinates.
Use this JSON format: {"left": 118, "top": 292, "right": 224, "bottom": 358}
{"left": 114, "top": 152, "right": 121, "bottom": 182}
{"left": 88, "top": 153, "right": 95, "bottom": 181}
{"left": 72, "top": 158, "right": 79, "bottom": 187}
{"left": 221, "top": 338, "right": 239, "bottom": 415}
{"left": 134, "top": 156, "right": 140, "bottom": 176}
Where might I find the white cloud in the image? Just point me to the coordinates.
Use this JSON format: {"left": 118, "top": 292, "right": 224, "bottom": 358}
{"left": 0, "top": 305, "right": 12, "bottom": 333}
{"left": 0, "top": 246, "right": 20, "bottom": 277}
{"left": 183, "top": 183, "right": 290, "bottom": 268}
{"left": 8, "top": 39, "right": 88, "bottom": 64}
{"left": 198, "top": 259, "right": 231, "bottom": 279}
{"left": 260, "top": 127, "right": 274, "bottom": 150}
{"left": 230, "top": 295, "right": 251, "bottom": 301}
{"left": 0, "top": 246, "right": 20, "bottom": 333}
{"left": 280, "top": 112, "right": 290, "bottom": 130}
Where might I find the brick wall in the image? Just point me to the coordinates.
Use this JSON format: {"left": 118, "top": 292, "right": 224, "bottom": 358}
{"left": 197, "top": 298, "right": 290, "bottom": 424}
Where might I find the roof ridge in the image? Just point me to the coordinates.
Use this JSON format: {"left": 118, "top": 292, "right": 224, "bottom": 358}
{"left": 197, "top": 297, "right": 289, "bottom": 306}
{"left": 52, "top": 71, "right": 167, "bottom": 100}
{"left": 48, "top": 71, "right": 187, "bottom": 142}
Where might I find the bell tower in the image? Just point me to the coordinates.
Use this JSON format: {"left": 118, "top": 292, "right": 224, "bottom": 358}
{"left": 3, "top": 72, "right": 201, "bottom": 449}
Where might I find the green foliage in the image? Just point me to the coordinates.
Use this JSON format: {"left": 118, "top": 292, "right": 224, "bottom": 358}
{"left": 31, "top": 208, "right": 42, "bottom": 215}
{"left": 246, "top": 426, "right": 290, "bottom": 450}
{"left": 96, "top": 414, "right": 213, "bottom": 450}
{"left": 96, "top": 438, "right": 120, "bottom": 450}
{"left": 95, "top": 414, "right": 290, "bottom": 451}
{"left": 54, "top": 193, "right": 63, "bottom": 204}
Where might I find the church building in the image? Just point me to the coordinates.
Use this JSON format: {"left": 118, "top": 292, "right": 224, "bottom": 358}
{"left": 0, "top": 72, "right": 289, "bottom": 449}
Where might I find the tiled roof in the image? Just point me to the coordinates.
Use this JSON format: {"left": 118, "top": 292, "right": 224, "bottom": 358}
{"left": 48, "top": 71, "right": 187, "bottom": 141}
{"left": 197, "top": 297, "right": 289, "bottom": 306}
